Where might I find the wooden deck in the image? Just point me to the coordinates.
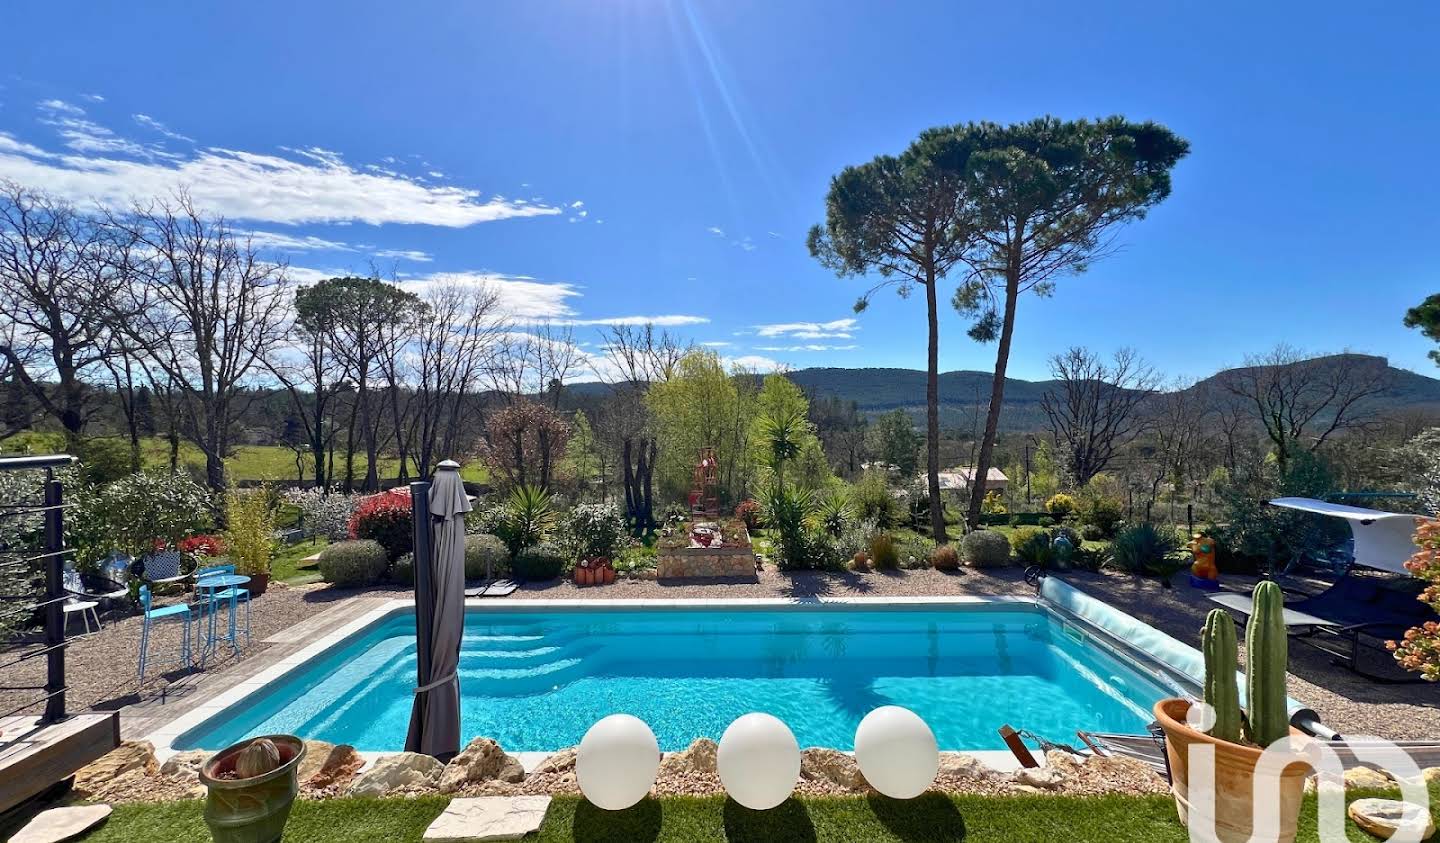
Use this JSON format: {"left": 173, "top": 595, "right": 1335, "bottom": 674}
{"left": 0, "top": 713, "right": 119, "bottom": 812}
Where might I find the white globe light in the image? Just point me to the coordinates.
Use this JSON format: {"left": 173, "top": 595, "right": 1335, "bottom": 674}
{"left": 854, "top": 706, "right": 938, "bottom": 799}
{"left": 717, "top": 713, "right": 800, "bottom": 810}
{"left": 576, "top": 714, "right": 660, "bottom": 810}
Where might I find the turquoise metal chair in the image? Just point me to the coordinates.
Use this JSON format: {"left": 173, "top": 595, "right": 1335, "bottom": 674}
{"left": 137, "top": 584, "right": 192, "bottom": 684}
{"left": 195, "top": 563, "right": 251, "bottom": 648}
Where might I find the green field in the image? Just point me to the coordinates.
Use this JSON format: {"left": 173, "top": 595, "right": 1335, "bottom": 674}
{"left": 0, "top": 432, "right": 488, "bottom": 485}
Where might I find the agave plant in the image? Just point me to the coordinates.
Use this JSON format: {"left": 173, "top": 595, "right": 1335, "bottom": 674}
{"left": 814, "top": 491, "right": 853, "bottom": 538}
{"left": 1107, "top": 522, "right": 1186, "bottom": 585}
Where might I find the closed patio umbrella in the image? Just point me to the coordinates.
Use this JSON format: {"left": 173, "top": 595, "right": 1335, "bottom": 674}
{"left": 405, "top": 460, "right": 469, "bottom": 760}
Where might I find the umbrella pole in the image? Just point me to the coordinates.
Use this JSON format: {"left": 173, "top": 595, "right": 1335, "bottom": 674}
{"left": 407, "top": 480, "right": 434, "bottom": 752}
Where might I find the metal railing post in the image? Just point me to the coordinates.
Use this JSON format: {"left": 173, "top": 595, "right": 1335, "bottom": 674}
{"left": 42, "top": 469, "right": 65, "bottom": 723}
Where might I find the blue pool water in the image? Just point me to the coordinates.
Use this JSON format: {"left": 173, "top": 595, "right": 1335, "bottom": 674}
{"left": 174, "top": 604, "right": 1174, "bottom": 752}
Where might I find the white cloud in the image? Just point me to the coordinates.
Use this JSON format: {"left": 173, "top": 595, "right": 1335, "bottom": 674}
{"left": 397, "top": 272, "right": 580, "bottom": 319}
{"left": 38, "top": 99, "right": 84, "bottom": 116}
{"left": 755, "top": 344, "right": 858, "bottom": 352}
{"left": 373, "top": 248, "right": 433, "bottom": 262}
{"left": 701, "top": 341, "right": 732, "bottom": 347}
{"left": 735, "top": 236, "right": 756, "bottom": 252}
{"left": 767, "top": 231, "right": 782, "bottom": 239}
{"left": 0, "top": 121, "right": 561, "bottom": 227}
{"left": 706, "top": 226, "right": 725, "bottom": 236}
{"left": 81, "top": 94, "right": 106, "bottom": 103}
{"left": 570, "top": 200, "right": 584, "bottom": 209}
{"left": 753, "top": 317, "right": 859, "bottom": 339}
{"left": 542, "top": 314, "right": 709, "bottom": 327}
{"left": 727, "top": 354, "right": 784, "bottom": 372}
{"left": 133, "top": 114, "right": 195, "bottom": 143}
{"left": 245, "top": 230, "right": 352, "bottom": 251}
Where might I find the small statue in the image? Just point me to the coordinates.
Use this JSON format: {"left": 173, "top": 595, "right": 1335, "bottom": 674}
{"left": 1188, "top": 532, "right": 1220, "bottom": 590}
{"left": 1051, "top": 532, "right": 1075, "bottom": 570}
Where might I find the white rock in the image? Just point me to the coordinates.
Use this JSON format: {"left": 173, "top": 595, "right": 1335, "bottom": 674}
{"left": 348, "top": 751, "right": 445, "bottom": 797}
{"left": 439, "top": 738, "right": 525, "bottom": 793}
{"left": 529, "top": 748, "right": 576, "bottom": 777}
{"left": 423, "top": 796, "right": 552, "bottom": 841}
{"left": 74, "top": 741, "right": 156, "bottom": 792}
{"left": 799, "top": 748, "right": 866, "bottom": 790}
{"left": 159, "top": 750, "right": 209, "bottom": 783}
{"left": 1015, "top": 765, "right": 1065, "bottom": 790}
{"left": 11, "top": 805, "right": 112, "bottom": 843}
{"left": 1348, "top": 798, "right": 1436, "bottom": 840}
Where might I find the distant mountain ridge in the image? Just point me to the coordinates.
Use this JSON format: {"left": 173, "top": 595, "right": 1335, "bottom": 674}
{"left": 568, "top": 355, "right": 1440, "bottom": 433}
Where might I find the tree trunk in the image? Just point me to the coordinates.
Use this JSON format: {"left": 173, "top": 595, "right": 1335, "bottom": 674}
{"left": 967, "top": 272, "right": 1021, "bottom": 530}
{"left": 924, "top": 275, "right": 947, "bottom": 544}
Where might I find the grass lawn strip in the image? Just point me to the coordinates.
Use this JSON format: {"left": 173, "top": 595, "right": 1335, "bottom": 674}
{"left": 70, "top": 789, "right": 1437, "bottom": 842}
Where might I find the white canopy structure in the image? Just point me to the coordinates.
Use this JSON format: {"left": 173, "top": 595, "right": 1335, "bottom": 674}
{"left": 1268, "top": 497, "right": 1428, "bottom": 575}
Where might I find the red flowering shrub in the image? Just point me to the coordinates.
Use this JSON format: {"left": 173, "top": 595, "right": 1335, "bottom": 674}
{"left": 180, "top": 534, "right": 228, "bottom": 558}
{"left": 734, "top": 499, "right": 762, "bottom": 531}
{"left": 348, "top": 489, "right": 413, "bottom": 560}
{"left": 1390, "top": 519, "right": 1440, "bottom": 681}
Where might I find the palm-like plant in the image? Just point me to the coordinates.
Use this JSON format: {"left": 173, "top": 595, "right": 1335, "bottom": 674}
{"left": 759, "top": 403, "right": 808, "bottom": 487}
{"left": 497, "top": 484, "right": 555, "bottom": 559}
{"left": 815, "top": 491, "right": 852, "bottom": 538}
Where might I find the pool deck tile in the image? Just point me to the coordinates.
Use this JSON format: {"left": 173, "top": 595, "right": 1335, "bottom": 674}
{"left": 423, "top": 796, "right": 551, "bottom": 842}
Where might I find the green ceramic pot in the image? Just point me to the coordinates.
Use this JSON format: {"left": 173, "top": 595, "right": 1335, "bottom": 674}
{"left": 199, "top": 735, "right": 306, "bottom": 843}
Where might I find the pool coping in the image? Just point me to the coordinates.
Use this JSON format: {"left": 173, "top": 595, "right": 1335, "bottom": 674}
{"left": 144, "top": 594, "right": 1057, "bottom": 773}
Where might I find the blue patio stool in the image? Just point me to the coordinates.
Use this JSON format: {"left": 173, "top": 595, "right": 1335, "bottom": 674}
{"left": 137, "top": 584, "right": 193, "bottom": 684}
{"left": 195, "top": 564, "right": 251, "bottom": 644}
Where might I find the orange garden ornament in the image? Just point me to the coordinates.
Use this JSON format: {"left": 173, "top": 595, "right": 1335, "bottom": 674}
{"left": 1189, "top": 532, "right": 1220, "bottom": 590}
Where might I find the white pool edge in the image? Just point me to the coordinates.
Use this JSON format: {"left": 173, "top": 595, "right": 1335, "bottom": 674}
{"left": 146, "top": 595, "right": 1047, "bottom": 771}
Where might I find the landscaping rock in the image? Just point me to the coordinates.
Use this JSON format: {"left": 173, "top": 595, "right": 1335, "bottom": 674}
{"left": 74, "top": 741, "right": 156, "bottom": 793}
{"left": 303, "top": 744, "right": 364, "bottom": 793}
{"left": 423, "top": 795, "right": 551, "bottom": 841}
{"left": 10, "top": 805, "right": 112, "bottom": 843}
{"left": 528, "top": 747, "right": 576, "bottom": 778}
{"left": 936, "top": 753, "right": 997, "bottom": 780}
{"left": 1015, "top": 765, "right": 1065, "bottom": 790}
{"left": 799, "top": 748, "right": 866, "bottom": 791}
{"left": 348, "top": 752, "right": 445, "bottom": 797}
{"left": 1344, "top": 767, "right": 1394, "bottom": 790}
{"left": 296, "top": 740, "right": 337, "bottom": 783}
{"left": 1348, "top": 798, "right": 1435, "bottom": 840}
{"left": 659, "top": 738, "right": 717, "bottom": 776}
{"left": 439, "top": 738, "right": 526, "bottom": 794}
{"left": 159, "top": 750, "right": 208, "bottom": 783}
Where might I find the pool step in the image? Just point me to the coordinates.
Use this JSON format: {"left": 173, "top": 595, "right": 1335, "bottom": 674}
{"left": 461, "top": 633, "right": 551, "bottom": 652}
{"left": 460, "top": 645, "right": 567, "bottom": 668}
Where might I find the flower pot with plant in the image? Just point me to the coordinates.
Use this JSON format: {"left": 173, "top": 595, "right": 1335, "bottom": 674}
{"left": 199, "top": 735, "right": 305, "bottom": 843}
{"left": 226, "top": 488, "right": 276, "bottom": 596}
{"left": 1153, "top": 581, "right": 1310, "bottom": 843}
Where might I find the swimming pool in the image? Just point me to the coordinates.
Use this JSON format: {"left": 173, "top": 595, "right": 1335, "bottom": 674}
{"left": 170, "top": 599, "right": 1179, "bottom": 753}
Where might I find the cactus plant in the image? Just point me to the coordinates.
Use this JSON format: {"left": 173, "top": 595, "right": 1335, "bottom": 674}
{"left": 1201, "top": 608, "right": 1242, "bottom": 744}
{"left": 1244, "top": 580, "right": 1290, "bottom": 747}
{"left": 233, "top": 737, "right": 282, "bottom": 779}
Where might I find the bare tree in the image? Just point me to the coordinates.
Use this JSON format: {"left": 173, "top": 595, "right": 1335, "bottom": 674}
{"left": 595, "top": 324, "right": 689, "bottom": 531}
{"left": 0, "top": 182, "right": 146, "bottom": 443}
{"left": 1220, "top": 346, "right": 1391, "bottom": 472}
{"left": 1140, "top": 379, "right": 1214, "bottom": 516}
{"left": 1040, "top": 347, "right": 1161, "bottom": 487}
{"left": 266, "top": 290, "right": 347, "bottom": 490}
{"left": 410, "top": 280, "right": 506, "bottom": 475}
{"left": 118, "top": 194, "right": 290, "bottom": 493}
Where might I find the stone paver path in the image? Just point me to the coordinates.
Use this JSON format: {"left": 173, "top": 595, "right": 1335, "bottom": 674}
{"left": 423, "top": 796, "right": 552, "bottom": 841}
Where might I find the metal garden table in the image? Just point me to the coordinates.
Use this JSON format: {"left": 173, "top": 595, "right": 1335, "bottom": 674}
{"left": 195, "top": 574, "right": 250, "bottom": 661}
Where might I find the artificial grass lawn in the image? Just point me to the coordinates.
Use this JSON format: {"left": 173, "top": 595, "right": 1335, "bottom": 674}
{"left": 69, "top": 791, "right": 1432, "bottom": 842}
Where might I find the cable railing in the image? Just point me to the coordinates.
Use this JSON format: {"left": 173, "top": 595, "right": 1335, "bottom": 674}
{"left": 0, "top": 454, "right": 76, "bottom": 728}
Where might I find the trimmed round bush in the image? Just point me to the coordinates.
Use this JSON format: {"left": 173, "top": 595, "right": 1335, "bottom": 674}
{"left": 512, "top": 541, "right": 567, "bottom": 581}
{"left": 1045, "top": 493, "right": 1077, "bottom": 519}
{"left": 465, "top": 533, "right": 509, "bottom": 580}
{"left": 318, "top": 539, "right": 389, "bottom": 587}
{"left": 930, "top": 544, "right": 960, "bottom": 571}
{"left": 961, "top": 530, "right": 1012, "bottom": 568}
{"left": 1080, "top": 523, "right": 1107, "bottom": 542}
{"left": 392, "top": 552, "right": 415, "bottom": 587}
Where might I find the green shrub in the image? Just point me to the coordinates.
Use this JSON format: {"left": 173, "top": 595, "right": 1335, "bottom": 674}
{"left": 464, "top": 533, "right": 509, "bottom": 579}
{"left": 318, "top": 539, "right": 389, "bottom": 587}
{"left": 815, "top": 492, "right": 852, "bottom": 538}
{"left": 761, "top": 484, "right": 816, "bottom": 571}
{"left": 72, "top": 470, "right": 212, "bottom": 563}
{"left": 734, "top": 499, "right": 762, "bottom": 530}
{"left": 1080, "top": 523, "right": 1107, "bottom": 542}
{"left": 1109, "top": 523, "right": 1184, "bottom": 580}
{"left": 614, "top": 544, "right": 657, "bottom": 575}
{"left": 494, "top": 485, "right": 555, "bottom": 558}
{"left": 392, "top": 552, "right": 415, "bottom": 586}
{"left": 558, "top": 503, "right": 627, "bottom": 562}
{"left": 1012, "top": 526, "right": 1054, "bottom": 566}
{"left": 1045, "top": 493, "right": 1078, "bottom": 519}
{"left": 961, "top": 530, "right": 1011, "bottom": 568}
{"left": 896, "top": 534, "right": 936, "bottom": 569}
{"left": 1079, "top": 494, "right": 1125, "bottom": 538}
{"left": 512, "top": 541, "right": 567, "bottom": 581}
{"left": 348, "top": 489, "right": 413, "bottom": 560}
{"left": 224, "top": 487, "right": 276, "bottom": 577}
{"left": 1037, "top": 515, "right": 1056, "bottom": 528}
{"left": 851, "top": 471, "right": 900, "bottom": 528}
{"left": 931, "top": 544, "right": 960, "bottom": 571}
{"left": 981, "top": 490, "right": 1006, "bottom": 515}
{"left": 868, "top": 532, "right": 899, "bottom": 570}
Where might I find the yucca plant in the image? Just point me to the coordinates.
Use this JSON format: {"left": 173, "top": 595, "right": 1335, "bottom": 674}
{"left": 497, "top": 484, "right": 555, "bottom": 559}
{"left": 814, "top": 491, "right": 852, "bottom": 538}
{"left": 759, "top": 483, "right": 815, "bottom": 571}
{"left": 1108, "top": 522, "right": 1186, "bottom": 584}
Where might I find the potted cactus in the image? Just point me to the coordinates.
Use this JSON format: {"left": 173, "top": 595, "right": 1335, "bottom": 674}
{"left": 199, "top": 735, "right": 306, "bottom": 843}
{"left": 1153, "top": 582, "right": 1310, "bottom": 843}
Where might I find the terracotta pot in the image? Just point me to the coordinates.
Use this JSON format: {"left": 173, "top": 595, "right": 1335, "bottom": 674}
{"left": 246, "top": 573, "right": 270, "bottom": 596}
{"left": 601, "top": 566, "right": 615, "bottom": 585}
{"left": 575, "top": 567, "right": 593, "bottom": 586}
{"left": 1153, "top": 698, "right": 1310, "bottom": 843}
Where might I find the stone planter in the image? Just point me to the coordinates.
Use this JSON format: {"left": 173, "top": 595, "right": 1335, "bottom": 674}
{"left": 199, "top": 735, "right": 305, "bottom": 843}
{"left": 1153, "top": 698, "right": 1309, "bottom": 843}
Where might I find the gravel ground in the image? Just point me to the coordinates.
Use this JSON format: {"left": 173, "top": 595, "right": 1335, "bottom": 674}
{"left": 4, "top": 565, "right": 1436, "bottom": 744}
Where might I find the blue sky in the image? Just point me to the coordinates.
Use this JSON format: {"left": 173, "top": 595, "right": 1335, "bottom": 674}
{"left": 3, "top": 1, "right": 1437, "bottom": 382}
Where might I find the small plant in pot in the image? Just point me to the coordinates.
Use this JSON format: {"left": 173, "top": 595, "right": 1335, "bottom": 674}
{"left": 1153, "top": 581, "right": 1310, "bottom": 843}
{"left": 199, "top": 735, "right": 306, "bottom": 843}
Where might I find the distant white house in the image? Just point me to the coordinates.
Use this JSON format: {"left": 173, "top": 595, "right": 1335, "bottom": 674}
{"left": 922, "top": 467, "right": 1009, "bottom": 496}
